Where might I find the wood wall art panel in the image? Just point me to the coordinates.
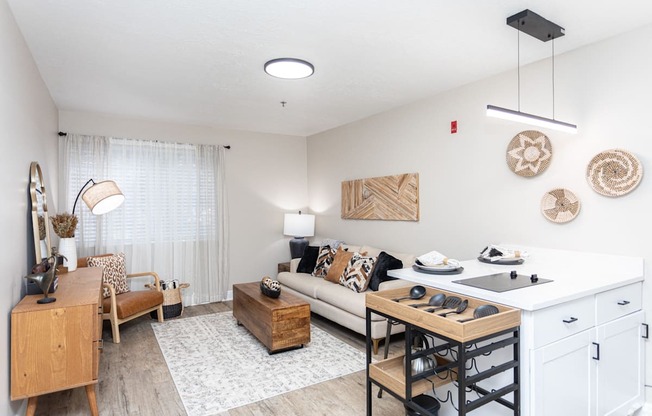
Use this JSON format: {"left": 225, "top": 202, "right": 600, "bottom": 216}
{"left": 341, "top": 173, "right": 419, "bottom": 221}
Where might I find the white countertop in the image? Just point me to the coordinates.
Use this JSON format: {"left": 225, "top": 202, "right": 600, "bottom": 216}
{"left": 387, "top": 246, "right": 644, "bottom": 311}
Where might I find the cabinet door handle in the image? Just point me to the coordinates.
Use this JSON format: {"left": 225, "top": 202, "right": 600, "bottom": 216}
{"left": 643, "top": 323, "right": 649, "bottom": 339}
{"left": 617, "top": 300, "right": 631, "bottom": 306}
{"left": 562, "top": 317, "right": 578, "bottom": 324}
{"left": 96, "top": 339, "right": 104, "bottom": 351}
{"left": 592, "top": 342, "right": 600, "bottom": 360}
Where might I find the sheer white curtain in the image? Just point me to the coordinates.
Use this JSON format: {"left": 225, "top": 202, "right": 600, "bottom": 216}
{"left": 59, "top": 134, "right": 229, "bottom": 305}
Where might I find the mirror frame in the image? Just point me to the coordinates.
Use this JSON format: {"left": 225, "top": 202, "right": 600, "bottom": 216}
{"left": 30, "top": 162, "right": 52, "bottom": 263}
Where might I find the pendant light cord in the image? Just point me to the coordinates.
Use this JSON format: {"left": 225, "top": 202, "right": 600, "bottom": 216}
{"left": 517, "top": 22, "right": 521, "bottom": 112}
{"left": 552, "top": 37, "right": 556, "bottom": 120}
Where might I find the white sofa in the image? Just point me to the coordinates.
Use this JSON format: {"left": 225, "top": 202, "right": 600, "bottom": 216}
{"left": 277, "top": 244, "right": 415, "bottom": 354}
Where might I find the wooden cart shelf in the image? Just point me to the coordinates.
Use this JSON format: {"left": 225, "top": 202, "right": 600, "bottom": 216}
{"left": 369, "top": 355, "right": 455, "bottom": 400}
{"left": 366, "top": 286, "right": 520, "bottom": 342}
{"left": 365, "top": 285, "right": 522, "bottom": 416}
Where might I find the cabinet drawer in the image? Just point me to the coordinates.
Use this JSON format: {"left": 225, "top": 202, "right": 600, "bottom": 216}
{"left": 595, "top": 282, "right": 642, "bottom": 325}
{"left": 532, "top": 296, "right": 595, "bottom": 348}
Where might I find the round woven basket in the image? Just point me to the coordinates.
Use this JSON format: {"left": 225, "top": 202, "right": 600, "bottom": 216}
{"left": 260, "top": 282, "right": 281, "bottom": 298}
{"left": 586, "top": 149, "right": 643, "bottom": 197}
{"left": 506, "top": 130, "right": 553, "bottom": 177}
{"left": 541, "top": 188, "right": 581, "bottom": 223}
{"left": 147, "top": 282, "right": 189, "bottom": 319}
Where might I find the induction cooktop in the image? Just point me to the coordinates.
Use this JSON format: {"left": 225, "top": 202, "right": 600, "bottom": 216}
{"left": 452, "top": 271, "right": 553, "bottom": 293}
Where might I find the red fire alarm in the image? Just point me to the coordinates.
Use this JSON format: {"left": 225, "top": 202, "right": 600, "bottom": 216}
{"left": 451, "top": 120, "right": 458, "bottom": 134}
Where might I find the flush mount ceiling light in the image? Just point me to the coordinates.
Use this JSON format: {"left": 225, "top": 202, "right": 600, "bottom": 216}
{"left": 487, "top": 9, "right": 577, "bottom": 134}
{"left": 264, "top": 58, "right": 314, "bottom": 79}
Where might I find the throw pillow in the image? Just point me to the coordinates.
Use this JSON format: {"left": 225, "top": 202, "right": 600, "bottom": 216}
{"left": 368, "top": 251, "right": 403, "bottom": 291}
{"left": 87, "top": 253, "right": 130, "bottom": 298}
{"left": 320, "top": 238, "right": 345, "bottom": 250}
{"left": 312, "top": 245, "right": 336, "bottom": 277}
{"left": 297, "top": 246, "right": 320, "bottom": 274}
{"left": 325, "top": 246, "right": 356, "bottom": 283}
{"left": 341, "top": 253, "right": 377, "bottom": 293}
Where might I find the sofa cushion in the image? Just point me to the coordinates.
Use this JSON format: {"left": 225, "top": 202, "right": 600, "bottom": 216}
{"left": 341, "top": 253, "right": 376, "bottom": 293}
{"left": 341, "top": 244, "right": 362, "bottom": 253}
{"left": 278, "top": 272, "right": 332, "bottom": 299}
{"left": 297, "top": 246, "right": 320, "bottom": 274}
{"left": 312, "top": 245, "right": 336, "bottom": 277}
{"left": 368, "top": 251, "right": 403, "bottom": 291}
{"left": 325, "top": 246, "right": 356, "bottom": 283}
{"left": 88, "top": 253, "right": 130, "bottom": 298}
{"left": 315, "top": 280, "right": 369, "bottom": 319}
{"left": 360, "top": 246, "right": 415, "bottom": 269}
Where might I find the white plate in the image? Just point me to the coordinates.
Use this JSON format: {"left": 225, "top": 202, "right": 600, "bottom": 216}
{"left": 414, "top": 263, "right": 458, "bottom": 271}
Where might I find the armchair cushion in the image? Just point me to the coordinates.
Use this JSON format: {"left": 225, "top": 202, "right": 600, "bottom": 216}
{"left": 88, "top": 253, "right": 130, "bottom": 298}
{"left": 103, "top": 290, "right": 164, "bottom": 319}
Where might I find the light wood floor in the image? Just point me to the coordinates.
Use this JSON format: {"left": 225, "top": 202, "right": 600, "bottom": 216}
{"left": 34, "top": 302, "right": 407, "bottom": 416}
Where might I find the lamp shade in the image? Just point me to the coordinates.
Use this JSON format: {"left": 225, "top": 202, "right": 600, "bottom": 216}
{"left": 283, "top": 213, "right": 315, "bottom": 237}
{"left": 81, "top": 180, "right": 125, "bottom": 215}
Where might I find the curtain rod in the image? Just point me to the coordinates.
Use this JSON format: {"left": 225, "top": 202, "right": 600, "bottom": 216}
{"left": 57, "top": 131, "right": 231, "bottom": 149}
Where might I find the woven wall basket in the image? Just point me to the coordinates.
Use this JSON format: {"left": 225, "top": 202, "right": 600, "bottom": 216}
{"left": 506, "top": 130, "right": 553, "bottom": 177}
{"left": 541, "top": 188, "right": 581, "bottom": 223}
{"left": 586, "top": 149, "right": 643, "bottom": 197}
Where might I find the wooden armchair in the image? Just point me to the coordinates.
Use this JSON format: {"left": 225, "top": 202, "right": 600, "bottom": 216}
{"left": 78, "top": 255, "right": 165, "bottom": 343}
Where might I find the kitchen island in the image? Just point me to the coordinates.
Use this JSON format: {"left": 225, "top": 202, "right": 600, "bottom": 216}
{"left": 385, "top": 246, "right": 645, "bottom": 416}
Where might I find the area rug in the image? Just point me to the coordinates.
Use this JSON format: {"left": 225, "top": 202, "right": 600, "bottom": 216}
{"left": 151, "top": 312, "right": 367, "bottom": 415}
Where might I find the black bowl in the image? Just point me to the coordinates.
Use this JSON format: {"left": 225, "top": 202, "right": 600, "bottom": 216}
{"left": 260, "top": 282, "right": 281, "bottom": 298}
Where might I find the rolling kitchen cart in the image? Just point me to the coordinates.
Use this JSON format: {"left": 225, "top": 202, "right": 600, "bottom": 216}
{"left": 366, "top": 286, "right": 521, "bottom": 416}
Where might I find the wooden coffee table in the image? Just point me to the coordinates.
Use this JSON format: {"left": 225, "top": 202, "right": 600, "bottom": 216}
{"left": 232, "top": 282, "right": 311, "bottom": 353}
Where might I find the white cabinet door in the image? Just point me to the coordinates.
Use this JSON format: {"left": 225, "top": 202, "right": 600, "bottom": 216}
{"left": 596, "top": 311, "right": 645, "bottom": 416}
{"left": 531, "top": 329, "right": 596, "bottom": 416}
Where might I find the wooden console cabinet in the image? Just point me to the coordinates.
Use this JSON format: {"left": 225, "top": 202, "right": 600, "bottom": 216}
{"left": 11, "top": 267, "right": 103, "bottom": 416}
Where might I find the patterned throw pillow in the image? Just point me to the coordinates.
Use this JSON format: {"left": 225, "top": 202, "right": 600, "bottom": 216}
{"left": 312, "top": 245, "right": 336, "bottom": 277}
{"left": 341, "top": 253, "right": 377, "bottom": 293}
{"left": 87, "top": 253, "right": 130, "bottom": 298}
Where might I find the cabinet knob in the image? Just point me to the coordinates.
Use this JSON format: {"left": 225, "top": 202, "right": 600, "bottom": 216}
{"left": 562, "top": 317, "right": 578, "bottom": 324}
{"left": 617, "top": 300, "right": 630, "bottom": 306}
{"left": 96, "top": 339, "right": 104, "bottom": 351}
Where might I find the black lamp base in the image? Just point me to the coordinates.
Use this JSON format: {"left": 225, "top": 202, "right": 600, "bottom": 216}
{"left": 289, "top": 237, "right": 308, "bottom": 259}
{"left": 37, "top": 296, "right": 56, "bottom": 304}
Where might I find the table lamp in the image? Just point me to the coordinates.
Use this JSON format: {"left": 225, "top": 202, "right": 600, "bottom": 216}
{"left": 283, "top": 211, "right": 315, "bottom": 259}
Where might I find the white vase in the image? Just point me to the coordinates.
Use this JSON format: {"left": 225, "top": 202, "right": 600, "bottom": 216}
{"left": 58, "top": 237, "right": 77, "bottom": 272}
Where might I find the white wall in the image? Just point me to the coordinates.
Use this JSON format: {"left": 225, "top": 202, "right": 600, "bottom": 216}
{"left": 59, "top": 111, "right": 309, "bottom": 292}
{"left": 1, "top": 0, "right": 59, "bottom": 414}
{"left": 308, "top": 24, "right": 652, "bottom": 387}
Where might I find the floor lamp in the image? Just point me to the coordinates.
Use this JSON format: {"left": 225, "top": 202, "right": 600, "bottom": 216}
{"left": 63, "top": 179, "right": 125, "bottom": 271}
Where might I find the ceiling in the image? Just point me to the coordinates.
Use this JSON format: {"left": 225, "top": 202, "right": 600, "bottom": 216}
{"left": 8, "top": 1, "right": 652, "bottom": 137}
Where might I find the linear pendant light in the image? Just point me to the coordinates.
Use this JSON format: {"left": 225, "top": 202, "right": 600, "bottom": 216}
{"left": 487, "top": 10, "right": 577, "bottom": 134}
{"left": 487, "top": 105, "right": 577, "bottom": 134}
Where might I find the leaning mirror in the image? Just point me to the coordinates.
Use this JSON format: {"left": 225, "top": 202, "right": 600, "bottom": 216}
{"left": 30, "top": 162, "right": 52, "bottom": 263}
